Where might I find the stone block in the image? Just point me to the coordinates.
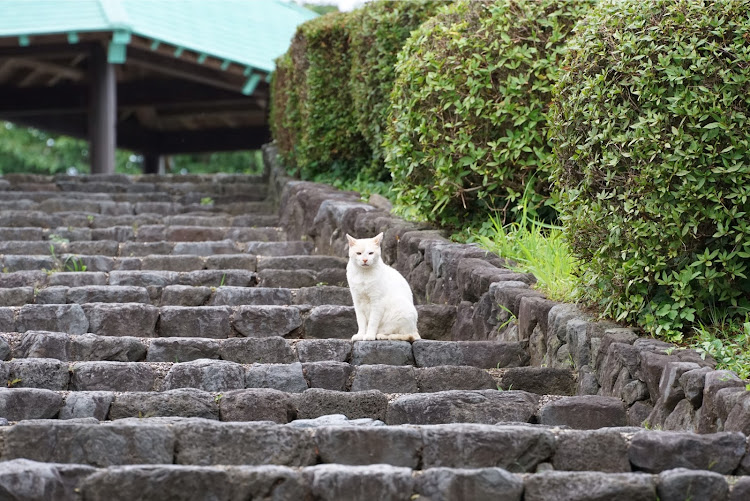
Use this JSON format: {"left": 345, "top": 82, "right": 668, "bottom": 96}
{"left": 258, "top": 269, "right": 317, "bottom": 288}
{"left": 302, "top": 362, "right": 353, "bottom": 391}
{"left": 245, "top": 241, "right": 313, "bottom": 256}
{"left": 296, "top": 339, "right": 352, "bottom": 363}
{"left": 159, "top": 306, "right": 232, "bottom": 339}
{"left": 351, "top": 365, "right": 418, "bottom": 393}
{"left": 0, "top": 270, "right": 48, "bottom": 288}
{"left": 219, "top": 389, "right": 296, "bottom": 423}
{"left": 204, "top": 254, "right": 257, "bottom": 271}
{"left": 0, "top": 459, "right": 94, "bottom": 501}
{"left": 524, "top": 471, "right": 656, "bottom": 501}
{"left": 109, "top": 389, "right": 219, "bottom": 420}
{"left": 34, "top": 286, "right": 68, "bottom": 304}
{"left": 2, "top": 255, "right": 56, "bottom": 272}
{"left": 387, "top": 390, "right": 539, "bottom": 425}
{"left": 245, "top": 362, "right": 308, "bottom": 392}
{"left": 294, "top": 388, "right": 388, "bottom": 421}
{"left": 16, "top": 304, "right": 88, "bottom": 334}
{"left": 553, "top": 429, "right": 631, "bottom": 472}
{"left": 48, "top": 271, "right": 108, "bottom": 287}
{"left": 303, "top": 464, "right": 414, "bottom": 501}
{"left": 179, "top": 269, "right": 257, "bottom": 287}
{"left": 679, "top": 366, "right": 713, "bottom": 408}
{"left": 6, "top": 358, "right": 69, "bottom": 390}
{"left": 497, "top": 367, "right": 576, "bottom": 395}
{"left": 141, "top": 255, "right": 205, "bottom": 272}
{"left": 629, "top": 430, "right": 745, "bottom": 474}
{"left": 159, "top": 285, "right": 212, "bottom": 306}
{"left": 83, "top": 303, "right": 158, "bottom": 337}
{"left": 0, "top": 287, "right": 34, "bottom": 306}
{"left": 147, "top": 337, "right": 221, "bottom": 363}
{"left": 0, "top": 388, "right": 63, "bottom": 420}
{"left": 295, "top": 286, "right": 353, "bottom": 306}
{"left": 69, "top": 361, "right": 155, "bottom": 392}
{"left": 539, "top": 396, "right": 626, "bottom": 429}
{"left": 18, "top": 331, "right": 69, "bottom": 359}
{"left": 315, "top": 426, "right": 422, "bottom": 467}
{"left": 416, "top": 366, "right": 496, "bottom": 392}
{"left": 59, "top": 391, "right": 114, "bottom": 420}
{"left": 220, "top": 337, "right": 296, "bottom": 364}
{"left": 421, "top": 423, "right": 555, "bottom": 472}
{"left": 657, "top": 468, "right": 727, "bottom": 501}
{"left": 67, "top": 285, "right": 150, "bottom": 304}
{"left": 209, "top": 286, "right": 292, "bottom": 306}
{"left": 351, "top": 340, "right": 414, "bottom": 366}
{"left": 413, "top": 340, "right": 529, "bottom": 368}
{"left": 303, "top": 305, "right": 358, "bottom": 339}
{"left": 232, "top": 305, "right": 302, "bottom": 338}
{"left": 68, "top": 334, "right": 147, "bottom": 362}
{"left": 416, "top": 467, "right": 524, "bottom": 501}
{"left": 109, "top": 270, "right": 179, "bottom": 288}
{"left": 163, "top": 359, "right": 245, "bottom": 392}
{"left": 173, "top": 240, "right": 239, "bottom": 255}
{"left": 416, "top": 304, "right": 456, "bottom": 341}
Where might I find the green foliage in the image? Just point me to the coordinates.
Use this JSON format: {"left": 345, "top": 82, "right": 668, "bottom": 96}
{"left": 550, "top": 0, "right": 750, "bottom": 340}
{"left": 270, "top": 53, "right": 301, "bottom": 166}
{"left": 169, "top": 151, "right": 264, "bottom": 175}
{"left": 384, "top": 0, "right": 593, "bottom": 229}
{"left": 349, "top": 0, "right": 449, "bottom": 180}
{"left": 280, "top": 12, "right": 372, "bottom": 179}
{"left": 692, "top": 315, "right": 750, "bottom": 379}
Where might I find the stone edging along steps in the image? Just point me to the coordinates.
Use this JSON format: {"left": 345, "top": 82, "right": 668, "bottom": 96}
{"left": 0, "top": 151, "right": 747, "bottom": 499}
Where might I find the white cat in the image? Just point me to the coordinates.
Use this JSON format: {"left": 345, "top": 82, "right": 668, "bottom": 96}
{"left": 346, "top": 232, "right": 420, "bottom": 342}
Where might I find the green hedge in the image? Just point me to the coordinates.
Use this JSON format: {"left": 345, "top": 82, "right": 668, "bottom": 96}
{"left": 550, "top": 0, "right": 750, "bottom": 339}
{"left": 383, "top": 0, "right": 593, "bottom": 229}
{"left": 349, "top": 0, "right": 449, "bottom": 180}
{"left": 269, "top": 53, "right": 298, "bottom": 166}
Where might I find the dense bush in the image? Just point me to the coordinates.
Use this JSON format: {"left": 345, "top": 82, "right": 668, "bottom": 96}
{"left": 349, "top": 0, "right": 449, "bottom": 179}
{"left": 383, "top": 0, "right": 593, "bottom": 229}
{"left": 271, "top": 12, "right": 372, "bottom": 179}
{"left": 550, "top": 0, "right": 750, "bottom": 339}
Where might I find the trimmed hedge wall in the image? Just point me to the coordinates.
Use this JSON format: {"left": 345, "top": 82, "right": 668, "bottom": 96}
{"left": 382, "top": 0, "right": 593, "bottom": 229}
{"left": 550, "top": 0, "right": 750, "bottom": 339}
{"left": 349, "top": 0, "right": 449, "bottom": 180}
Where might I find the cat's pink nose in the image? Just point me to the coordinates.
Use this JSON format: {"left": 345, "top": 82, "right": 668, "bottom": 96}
{"left": 363, "top": 259, "right": 368, "bottom": 263}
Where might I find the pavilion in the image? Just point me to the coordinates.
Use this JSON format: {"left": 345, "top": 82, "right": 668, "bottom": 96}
{"left": 0, "top": 0, "right": 316, "bottom": 173}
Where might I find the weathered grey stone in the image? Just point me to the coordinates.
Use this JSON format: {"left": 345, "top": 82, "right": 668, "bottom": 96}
{"left": 220, "top": 336, "right": 296, "bottom": 364}
{"left": 0, "top": 459, "right": 95, "bottom": 501}
{"left": 109, "top": 270, "right": 179, "bottom": 288}
{"left": 539, "top": 396, "right": 626, "bottom": 429}
{"left": 351, "top": 365, "right": 418, "bottom": 393}
{"left": 48, "top": 271, "right": 108, "bottom": 287}
{"left": 147, "top": 338, "right": 220, "bottom": 363}
{"left": 629, "top": 431, "right": 745, "bottom": 474}
{"left": 524, "top": 471, "right": 656, "bottom": 501}
{"left": 164, "top": 359, "right": 245, "bottom": 392}
{"left": 0, "top": 270, "right": 48, "bottom": 288}
{"left": 413, "top": 340, "right": 529, "bottom": 368}
{"left": 303, "top": 464, "right": 414, "bottom": 501}
{"left": 295, "top": 286, "right": 353, "bottom": 306}
{"left": 245, "top": 362, "right": 308, "bottom": 392}
{"left": 159, "top": 306, "right": 232, "bottom": 339}
{"left": 34, "top": 286, "right": 68, "bottom": 304}
{"left": 315, "top": 426, "right": 422, "bottom": 467}
{"left": 421, "top": 423, "right": 555, "bottom": 472}
{"left": 173, "top": 240, "right": 240, "bottom": 255}
{"left": 416, "top": 366, "right": 496, "bottom": 392}
{"left": 628, "top": 401, "right": 654, "bottom": 427}
{"left": 109, "top": 389, "right": 219, "bottom": 420}
{"left": 118, "top": 242, "right": 173, "bottom": 257}
{"left": 180, "top": 269, "right": 258, "bottom": 287}
{"left": 65, "top": 285, "right": 149, "bottom": 304}
{"left": 304, "top": 305, "right": 357, "bottom": 339}
{"left": 209, "top": 286, "right": 292, "bottom": 306}
{"left": 699, "top": 370, "right": 746, "bottom": 433}
{"left": 258, "top": 269, "right": 317, "bottom": 288}
{"left": 0, "top": 307, "right": 14, "bottom": 332}
{"left": 722, "top": 392, "right": 750, "bottom": 435}
{"left": 289, "top": 414, "right": 384, "bottom": 428}
{"left": 657, "top": 468, "right": 728, "bottom": 501}
{"left": 68, "top": 334, "right": 147, "bottom": 362}
{"left": 296, "top": 339, "right": 351, "bottom": 363}
{"left": 497, "top": 367, "right": 576, "bottom": 395}
{"left": 663, "top": 399, "right": 699, "bottom": 432}
{"left": 18, "top": 331, "right": 69, "bottom": 359}
{"left": 204, "top": 254, "right": 257, "bottom": 270}
{"left": 388, "top": 390, "right": 539, "bottom": 425}
{"left": 2, "top": 420, "right": 174, "bottom": 466}
{"left": 679, "top": 366, "right": 713, "bottom": 408}
{"left": 245, "top": 241, "right": 314, "bottom": 256}
{"left": 232, "top": 305, "right": 302, "bottom": 338}
{"left": 0, "top": 337, "right": 10, "bottom": 361}
{"left": 553, "top": 429, "right": 631, "bottom": 472}
{"left": 302, "top": 362, "right": 353, "bottom": 391}
{"left": 59, "top": 391, "right": 114, "bottom": 420}
{"left": 295, "top": 389, "right": 388, "bottom": 421}
{"left": 257, "top": 255, "right": 345, "bottom": 272}
{"left": 414, "top": 304, "right": 456, "bottom": 341}
{"left": 219, "top": 389, "right": 296, "bottom": 423}
{"left": 729, "top": 476, "right": 750, "bottom": 501}
{"left": 416, "top": 467, "right": 524, "bottom": 501}
{"left": 16, "top": 304, "right": 88, "bottom": 334}
{"left": 83, "top": 303, "right": 158, "bottom": 337}
{"left": 2, "top": 255, "right": 57, "bottom": 272}
{"left": 159, "top": 285, "right": 212, "bottom": 306}
{"left": 141, "top": 255, "right": 205, "bottom": 272}
{"left": 7, "top": 358, "right": 69, "bottom": 390}
{"left": 0, "top": 287, "right": 34, "bottom": 306}
{"left": 351, "top": 341, "right": 414, "bottom": 366}
{"left": 69, "top": 362, "right": 155, "bottom": 392}
{"left": 0, "top": 388, "right": 63, "bottom": 420}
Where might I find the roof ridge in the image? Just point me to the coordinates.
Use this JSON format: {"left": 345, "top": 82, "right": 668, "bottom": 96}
{"left": 98, "top": 0, "right": 131, "bottom": 30}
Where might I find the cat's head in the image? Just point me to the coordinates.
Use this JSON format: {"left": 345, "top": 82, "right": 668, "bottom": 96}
{"left": 346, "top": 232, "right": 383, "bottom": 268}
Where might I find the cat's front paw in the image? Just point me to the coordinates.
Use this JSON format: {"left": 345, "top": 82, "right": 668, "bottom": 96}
{"left": 351, "top": 333, "right": 366, "bottom": 341}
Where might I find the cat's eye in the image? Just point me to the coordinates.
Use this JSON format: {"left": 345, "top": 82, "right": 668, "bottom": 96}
{"left": 356, "top": 252, "right": 362, "bottom": 255}
{"left": 368, "top": 252, "right": 374, "bottom": 255}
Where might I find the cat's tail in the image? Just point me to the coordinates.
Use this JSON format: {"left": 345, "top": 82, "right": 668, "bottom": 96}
{"left": 376, "top": 332, "right": 421, "bottom": 342}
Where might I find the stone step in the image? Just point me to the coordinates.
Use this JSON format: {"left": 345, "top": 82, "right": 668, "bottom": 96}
{"left": 0, "top": 302, "right": 468, "bottom": 343}
{"left": 1, "top": 172, "right": 267, "bottom": 190}
{"left": 0, "top": 285, "right": 353, "bottom": 307}
{"left": 3, "top": 459, "right": 748, "bottom": 501}
{"left": 0, "top": 388, "right": 626, "bottom": 428}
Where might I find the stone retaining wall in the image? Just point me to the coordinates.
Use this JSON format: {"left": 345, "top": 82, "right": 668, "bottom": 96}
{"left": 264, "top": 143, "right": 750, "bottom": 435}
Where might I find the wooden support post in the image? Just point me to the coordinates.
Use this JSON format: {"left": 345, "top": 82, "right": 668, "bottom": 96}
{"left": 143, "top": 153, "right": 163, "bottom": 174}
{"left": 88, "top": 44, "right": 116, "bottom": 175}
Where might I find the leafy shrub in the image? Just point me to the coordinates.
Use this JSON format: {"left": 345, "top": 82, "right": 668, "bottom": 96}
{"left": 269, "top": 53, "right": 299, "bottom": 167}
{"left": 279, "top": 12, "right": 372, "bottom": 179}
{"left": 349, "top": 0, "right": 449, "bottom": 179}
{"left": 383, "top": 0, "right": 593, "bottom": 229}
{"left": 550, "top": 0, "right": 750, "bottom": 339}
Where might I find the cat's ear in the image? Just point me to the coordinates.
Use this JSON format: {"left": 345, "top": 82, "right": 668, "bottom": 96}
{"left": 373, "top": 232, "right": 384, "bottom": 246}
{"left": 346, "top": 234, "right": 357, "bottom": 247}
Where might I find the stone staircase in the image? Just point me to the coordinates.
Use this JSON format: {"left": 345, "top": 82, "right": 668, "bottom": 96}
{"left": 0, "top": 169, "right": 748, "bottom": 500}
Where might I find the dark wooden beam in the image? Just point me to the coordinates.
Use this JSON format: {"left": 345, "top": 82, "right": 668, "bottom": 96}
{"left": 143, "top": 153, "right": 161, "bottom": 174}
{"left": 88, "top": 45, "right": 116, "bottom": 175}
